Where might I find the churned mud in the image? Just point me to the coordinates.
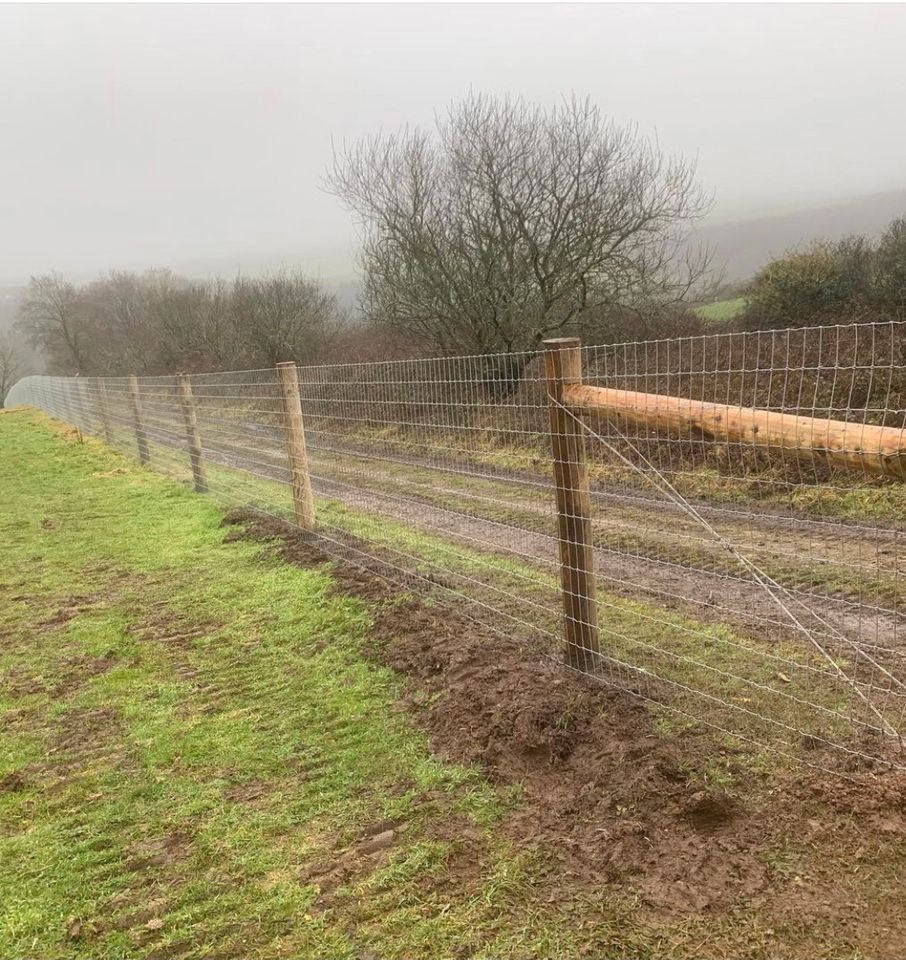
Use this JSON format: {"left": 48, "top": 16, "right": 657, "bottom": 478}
{"left": 223, "top": 508, "right": 906, "bottom": 936}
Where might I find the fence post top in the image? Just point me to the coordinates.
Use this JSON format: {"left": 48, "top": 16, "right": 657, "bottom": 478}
{"left": 542, "top": 337, "right": 582, "bottom": 350}
{"left": 276, "top": 361, "right": 297, "bottom": 369}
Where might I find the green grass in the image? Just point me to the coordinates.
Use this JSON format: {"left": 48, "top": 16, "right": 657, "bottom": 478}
{"left": 0, "top": 410, "right": 661, "bottom": 959}
{"left": 695, "top": 296, "right": 747, "bottom": 323}
{"left": 2, "top": 408, "right": 903, "bottom": 960}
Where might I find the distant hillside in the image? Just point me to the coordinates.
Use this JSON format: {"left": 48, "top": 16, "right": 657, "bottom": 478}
{"left": 695, "top": 188, "right": 906, "bottom": 283}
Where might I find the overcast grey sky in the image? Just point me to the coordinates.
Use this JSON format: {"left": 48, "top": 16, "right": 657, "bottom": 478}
{"left": 2, "top": 2, "right": 905, "bottom": 286}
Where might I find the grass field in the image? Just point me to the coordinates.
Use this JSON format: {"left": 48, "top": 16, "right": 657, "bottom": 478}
{"left": 695, "top": 296, "right": 747, "bottom": 323}
{"left": 3, "top": 408, "right": 906, "bottom": 959}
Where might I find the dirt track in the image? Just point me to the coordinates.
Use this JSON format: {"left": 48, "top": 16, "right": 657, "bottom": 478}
{"left": 115, "top": 404, "right": 906, "bottom": 662}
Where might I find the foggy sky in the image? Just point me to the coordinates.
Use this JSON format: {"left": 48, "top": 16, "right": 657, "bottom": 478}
{"left": 2, "top": 2, "right": 905, "bottom": 286}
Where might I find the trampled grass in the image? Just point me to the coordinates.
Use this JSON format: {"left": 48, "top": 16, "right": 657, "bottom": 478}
{"left": 2, "top": 408, "right": 905, "bottom": 960}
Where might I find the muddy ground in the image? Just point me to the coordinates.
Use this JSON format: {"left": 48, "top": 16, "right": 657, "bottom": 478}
{"left": 224, "top": 509, "right": 906, "bottom": 952}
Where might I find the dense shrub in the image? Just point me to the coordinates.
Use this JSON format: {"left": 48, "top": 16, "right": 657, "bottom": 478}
{"left": 741, "top": 215, "right": 906, "bottom": 330}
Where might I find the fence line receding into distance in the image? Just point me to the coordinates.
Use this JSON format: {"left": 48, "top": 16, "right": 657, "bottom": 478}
{"left": 8, "top": 319, "right": 906, "bottom": 773}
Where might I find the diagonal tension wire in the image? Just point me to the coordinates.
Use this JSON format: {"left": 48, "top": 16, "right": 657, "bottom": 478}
{"left": 548, "top": 392, "right": 904, "bottom": 742}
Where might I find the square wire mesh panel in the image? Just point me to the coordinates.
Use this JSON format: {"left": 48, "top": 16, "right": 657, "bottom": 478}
{"left": 9, "top": 320, "right": 906, "bottom": 773}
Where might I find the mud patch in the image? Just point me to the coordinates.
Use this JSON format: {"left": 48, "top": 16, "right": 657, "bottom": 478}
{"left": 302, "top": 800, "right": 488, "bottom": 912}
{"left": 37, "top": 594, "right": 103, "bottom": 629}
{"left": 129, "top": 607, "right": 218, "bottom": 647}
{"left": 53, "top": 651, "right": 120, "bottom": 697}
{"left": 302, "top": 824, "right": 405, "bottom": 902}
{"left": 126, "top": 833, "right": 192, "bottom": 871}
{"left": 367, "top": 594, "right": 769, "bottom": 912}
{"left": 221, "top": 509, "right": 906, "bottom": 919}
{"left": 0, "top": 771, "right": 28, "bottom": 793}
{"left": 222, "top": 780, "right": 269, "bottom": 804}
{"left": 684, "top": 789, "right": 737, "bottom": 833}
{"left": 28, "top": 705, "right": 131, "bottom": 790}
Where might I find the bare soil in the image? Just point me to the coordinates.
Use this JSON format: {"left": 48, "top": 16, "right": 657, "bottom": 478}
{"left": 223, "top": 509, "right": 906, "bottom": 934}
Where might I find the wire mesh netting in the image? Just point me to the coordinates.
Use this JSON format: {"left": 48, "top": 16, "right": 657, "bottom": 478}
{"left": 8, "top": 319, "right": 906, "bottom": 772}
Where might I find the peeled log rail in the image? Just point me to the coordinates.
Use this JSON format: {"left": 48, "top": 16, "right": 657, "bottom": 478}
{"left": 563, "top": 383, "right": 906, "bottom": 481}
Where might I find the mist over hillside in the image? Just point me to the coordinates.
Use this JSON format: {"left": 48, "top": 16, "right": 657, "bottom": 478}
{"left": 5, "top": 186, "right": 905, "bottom": 380}
{"left": 696, "top": 188, "right": 906, "bottom": 282}
{"left": 0, "top": 288, "right": 21, "bottom": 331}
{"left": 0, "top": 286, "right": 43, "bottom": 374}
{"left": 171, "top": 188, "right": 906, "bottom": 306}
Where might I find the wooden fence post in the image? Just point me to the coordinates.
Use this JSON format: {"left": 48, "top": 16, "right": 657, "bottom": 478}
{"left": 177, "top": 373, "right": 208, "bottom": 494}
{"left": 542, "top": 337, "right": 600, "bottom": 672}
{"left": 78, "top": 378, "right": 91, "bottom": 441}
{"left": 276, "top": 361, "right": 316, "bottom": 531}
{"left": 96, "top": 379, "right": 114, "bottom": 445}
{"left": 72, "top": 378, "right": 85, "bottom": 443}
{"left": 128, "top": 375, "right": 150, "bottom": 466}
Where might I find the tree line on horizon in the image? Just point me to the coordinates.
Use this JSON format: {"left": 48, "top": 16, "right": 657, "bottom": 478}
{"left": 4, "top": 93, "right": 906, "bottom": 400}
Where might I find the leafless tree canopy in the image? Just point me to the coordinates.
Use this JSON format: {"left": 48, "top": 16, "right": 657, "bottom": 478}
{"left": 16, "top": 270, "right": 343, "bottom": 376}
{"left": 16, "top": 273, "right": 86, "bottom": 374}
{"left": 231, "top": 273, "right": 338, "bottom": 367}
{"left": 328, "top": 93, "right": 712, "bottom": 355}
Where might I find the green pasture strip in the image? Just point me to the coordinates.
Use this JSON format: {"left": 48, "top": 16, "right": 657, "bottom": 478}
{"left": 694, "top": 296, "right": 748, "bottom": 322}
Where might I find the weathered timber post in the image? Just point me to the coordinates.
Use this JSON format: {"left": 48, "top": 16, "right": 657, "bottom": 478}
{"left": 177, "top": 373, "right": 208, "bottom": 493}
{"left": 96, "top": 379, "right": 114, "bottom": 444}
{"left": 128, "top": 375, "right": 150, "bottom": 466}
{"left": 276, "top": 361, "right": 316, "bottom": 531}
{"left": 542, "top": 338, "right": 600, "bottom": 672}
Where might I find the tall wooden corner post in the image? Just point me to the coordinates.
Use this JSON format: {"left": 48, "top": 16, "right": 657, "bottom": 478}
{"left": 128, "top": 375, "right": 150, "bottom": 466}
{"left": 542, "top": 338, "right": 600, "bottom": 672}
{"left": 276, "top": 362, "right": 316, "bottom": 532}
{"left": 177, "top": 373, "right": 208, "bottom": 494}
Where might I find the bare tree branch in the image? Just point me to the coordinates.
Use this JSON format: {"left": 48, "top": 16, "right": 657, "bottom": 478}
{"left": 328, "top": 93, "right": 713, "bottom": 363}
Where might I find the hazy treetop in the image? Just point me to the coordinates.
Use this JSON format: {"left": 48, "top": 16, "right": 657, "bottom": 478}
{"left": 2, "top": 3, "right": 905, "bottom": 286}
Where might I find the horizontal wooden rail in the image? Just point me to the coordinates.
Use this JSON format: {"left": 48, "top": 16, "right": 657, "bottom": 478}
{"left": 563, "top": 383, "right": 906, "bottom": 480}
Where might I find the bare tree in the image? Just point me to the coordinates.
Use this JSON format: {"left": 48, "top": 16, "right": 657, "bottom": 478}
{"left": 15, "top": 267, "right": 345, "bottom": 377}
{"left": 151, "top": 276, "right": 240, "bottom": 373}
{"left": 230, "top": 271, "right": 340, "bottom": 367}
{"left": 328, "top": 93, "right": 712, "bottom": 364}
{"left": 0, "top": 333, "right": 27, "bottom": 405}
{"left": 16, "top": 273, "right": 89, "bottom": 374}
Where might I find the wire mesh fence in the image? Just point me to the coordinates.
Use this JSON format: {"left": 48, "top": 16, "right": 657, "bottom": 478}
{"left": 8, "top": 319, "right": 906, "bottom": 773}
